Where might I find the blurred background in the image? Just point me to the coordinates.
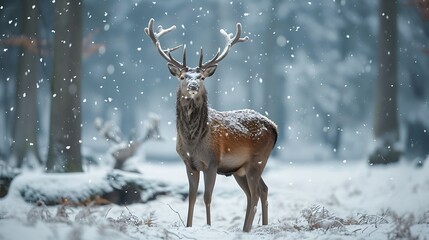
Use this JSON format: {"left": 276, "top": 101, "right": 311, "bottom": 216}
{"left": 0, "top": 0, "right": 428, "bottom": 172}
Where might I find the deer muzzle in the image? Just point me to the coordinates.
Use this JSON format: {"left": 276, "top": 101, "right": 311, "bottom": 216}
{"left": 187, "top": 81, "right": 199, "bottom": 96}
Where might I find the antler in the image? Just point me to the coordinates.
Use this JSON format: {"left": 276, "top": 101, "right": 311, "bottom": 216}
{"left": 144, "top": 18, "right": 186, "bottom": 69}
{"left": 199, "top": 23, "right": 249, "bottom": 69}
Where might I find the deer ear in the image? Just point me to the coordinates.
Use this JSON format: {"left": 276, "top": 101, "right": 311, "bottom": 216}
{"left": 202, "top": 65, "right": 217, "bottom": 78}
{"left": 167, "top": 63, "right": 182, "bottom": 78}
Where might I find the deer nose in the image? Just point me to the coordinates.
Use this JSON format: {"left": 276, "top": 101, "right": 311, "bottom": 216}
{"left": 187, "top": 81, "right": 199, "bottom": 91}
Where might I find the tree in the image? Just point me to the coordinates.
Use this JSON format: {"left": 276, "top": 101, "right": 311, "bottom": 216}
{"left": 369, "top": 0, "right": 401, "bottom": 164}
{"left": 401, "top": 0, "right": 429, "bottom": 166}
{"left": 10, "top": 0, "right": 43, "bottom": 168}
{"left": 262, "top": 0, "right": 287, "bottom": 151}
{"left": 46, "top": 0, "right": 83, "bottom": 172}
{"left": 0, "top": 1, "right": 22, "bottom": 162}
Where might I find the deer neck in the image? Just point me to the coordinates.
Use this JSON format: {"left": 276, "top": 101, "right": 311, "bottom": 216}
{"left": 176, "top": 89, "right": 209, "bottom": 145}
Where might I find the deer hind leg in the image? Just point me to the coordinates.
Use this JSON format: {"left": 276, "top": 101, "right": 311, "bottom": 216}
{"left": 259, "top": 178, "right": 268, "bottom": 225}
{"left": 203, "top": 169, "right": 217, "bottom": 226}
{"left": 233, "top": 174, "right": 251, "bottom": 229}
{"left": 186, "top": 167, "right": 200, "bottom": 227}
{"left": 242, "top": 167, "right": 263, "bottom": 232}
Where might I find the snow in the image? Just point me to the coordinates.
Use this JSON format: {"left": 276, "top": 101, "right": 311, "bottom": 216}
{"left": 1, "top": 159, "right": 428, "bottom": 240}
{"left": 9, "top": 170, "right": 112, "bottom": 204}
{"left": 209, "top": 108, "right": 277, "bottom": 140}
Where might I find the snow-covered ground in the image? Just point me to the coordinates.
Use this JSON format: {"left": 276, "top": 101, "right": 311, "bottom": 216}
{"left": 1, "top": 159, "right": 428, "bottom": 240}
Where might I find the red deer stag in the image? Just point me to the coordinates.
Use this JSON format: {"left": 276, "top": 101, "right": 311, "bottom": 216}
{"left": 145, "top": 18, "right": 277, "bottom": 232}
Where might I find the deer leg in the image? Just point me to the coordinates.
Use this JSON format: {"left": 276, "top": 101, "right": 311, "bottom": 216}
{"left": 243, "top": 170, "right": 261, "bottom": 232}
{"left": 186, "top": 167, "right": 200, "bottom": 227}
{"left": 234, "top": 175, "right": 251, "bottom": 229}
{"left": 203, "top": 169, "right": 217, "bottom": 226}
{"left": 259, "top": 178, "right": 268, "bottom": 225}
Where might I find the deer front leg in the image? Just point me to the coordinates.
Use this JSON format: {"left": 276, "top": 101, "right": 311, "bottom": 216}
{"left": 203, "top": 168, "right": 217, "bottom": 226}
{"left": 186, "top": 167, "right": 200, "bottom": 227}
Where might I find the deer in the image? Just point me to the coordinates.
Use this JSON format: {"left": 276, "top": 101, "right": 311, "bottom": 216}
{"left": 145, "top": 18, "right": 278, "bottom": 232}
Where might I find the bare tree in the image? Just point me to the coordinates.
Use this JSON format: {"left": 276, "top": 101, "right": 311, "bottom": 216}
{"left": 46, "top": 0, "right": 83, "bottom": 172}
{"left": 10, "top": 0, "right": 43, "bottom": 168}
{"left": 404, "top": 0, "right": 429, "bottom": 166}
{"left": 262, "top": 0, "right": 286, "bottom": 152}
{"left": 369, "top": 0, "right": 401, "bottom": 164}
{"left": 95, "top": 114, "right": 162, "bottom": 171}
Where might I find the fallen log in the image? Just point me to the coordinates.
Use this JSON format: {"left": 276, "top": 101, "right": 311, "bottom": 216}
{"left": 7, "top": 169, "right": 187, "bottom": 205}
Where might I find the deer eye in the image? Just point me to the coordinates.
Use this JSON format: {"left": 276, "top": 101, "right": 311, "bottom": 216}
{"left": 200, "top": 76, "right": 205, "bottom": 80}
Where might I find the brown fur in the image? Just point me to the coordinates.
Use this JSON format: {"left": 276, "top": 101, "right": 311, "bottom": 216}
{"left": 175, "top": 77, "right": 277, "bottom": 232}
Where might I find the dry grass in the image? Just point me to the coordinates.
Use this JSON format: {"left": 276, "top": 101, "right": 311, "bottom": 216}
{"left": 387, "top": 211, "right": 419, "bottom": 240}
{"left": 27, "top": 200, "right": 53, "bottom": 224}
{"left": 295, "top": 205, "right": 357, "bottom": 232}
{"left": 20, "top": 201, "right": 425, "bottom": 239}
{"left": 357, "top": 210, "right": 389, "bottom": 227}
{"left": 144, "top": 211, "right": 157, "bottom": 227}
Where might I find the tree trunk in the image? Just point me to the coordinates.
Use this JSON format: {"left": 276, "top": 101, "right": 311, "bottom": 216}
{"left": 262, "top": 0, "right": 286, "bottom": 153}
{"left": 369, "top": 0, "right": 400, "bottom": 164}
{"left": 46, "top": 0, "right": 83, "bottom": 172}
{"left": 11, "top": 0, "right": 42, "bottom": 168}
{"left": 0, "top": 72, "right": 10, "bottom": 160}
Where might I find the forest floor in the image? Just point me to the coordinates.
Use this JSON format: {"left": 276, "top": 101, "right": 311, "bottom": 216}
{"left": 0, "top": 159, "right": 428, "bottom": 240}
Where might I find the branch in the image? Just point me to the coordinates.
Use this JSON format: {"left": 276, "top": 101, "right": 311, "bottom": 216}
{"left": 166, "top": 203, "right": 185, "bottom": 227}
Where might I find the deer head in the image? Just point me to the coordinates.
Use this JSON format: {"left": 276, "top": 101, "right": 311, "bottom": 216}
{"left": 144, "top": 18, "right": 248, "bottom": 99}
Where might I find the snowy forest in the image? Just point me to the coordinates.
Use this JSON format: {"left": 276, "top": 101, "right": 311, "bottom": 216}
{"left": 0, "top": 0, "right": 429, "bottom": 239}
